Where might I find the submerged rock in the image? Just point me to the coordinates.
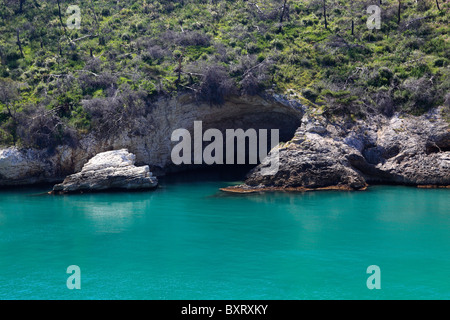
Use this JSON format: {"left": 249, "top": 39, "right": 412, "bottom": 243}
{"left": 52, "top": 149, "right": 158, "bottom": 193}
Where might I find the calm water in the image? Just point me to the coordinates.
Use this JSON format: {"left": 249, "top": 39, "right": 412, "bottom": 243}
{"left": 0, "top": 173, "right": 449, "bottom": 300}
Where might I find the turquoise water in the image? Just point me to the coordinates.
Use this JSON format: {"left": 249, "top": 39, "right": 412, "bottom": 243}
{"left": 0, "top": 174, "right": 449, "bottom": 300}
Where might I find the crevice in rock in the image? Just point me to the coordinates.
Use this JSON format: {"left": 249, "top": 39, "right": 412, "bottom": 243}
{"left": 425, "top": 141, "right": 450, "bottom": 154}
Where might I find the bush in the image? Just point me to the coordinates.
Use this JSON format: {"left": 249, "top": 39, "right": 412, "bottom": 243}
{"left": 409, "top": 63, "right": 431, "bottom": 78}
{"left": 82, "top": 87, "right": 150, "bottom": 137}
{"left": 434, "top": 58, "right": 448, "bottom": 67}
{"left": 162, "top": 30, "right": 211, "bottom": 47}
{"left": 401, "top": 77, "right": 439, "bottom": 115}
{"left": 374, "top": 88, "right": 396, "bottom": 117}
{"left": 16, "top": 106, "right": 78, "bottom": 150}
{"left": 317, "top": 54, "right": 336, "bottom": 67}
{"left": 368, "top": 67, "right": 394, "bottom": 87}
{"left": 78, "top": 72, "right": 118, "bottom": 94}
{"left": 302, "top": 88, "right": 318, "bottom": 102}
{"left": 195, "top": 64, "right": 237, "bottom": 105}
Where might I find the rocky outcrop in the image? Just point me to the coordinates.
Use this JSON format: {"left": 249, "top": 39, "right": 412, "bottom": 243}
{"left": 0, "top": 93, "right": 449, "bottom": 192}
{"left": 52, "top": 149, "right": 158, "bottom": 193}
{"left": 0, "top": 94, "right": 302, "bottom": 187}
{"left": 0, "top": 147, "right": 59, "bottom": 186}
{"left": 222, "top": 106, "right": 450, "bottom": 193}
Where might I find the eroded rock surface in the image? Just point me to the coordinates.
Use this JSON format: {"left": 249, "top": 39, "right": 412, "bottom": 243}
{"left": 223, "top": 107, "right": 450, "bottom": 193}
{"left": 52, "top": 149, "right": 158, "bottom": 193}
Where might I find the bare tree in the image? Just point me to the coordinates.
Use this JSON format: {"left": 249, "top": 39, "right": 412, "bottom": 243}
{"left": 350, "top": 0, "right": 355, "bottom": 35}
{"left": 56, "top": 0, "right": 67, "bottom": 36}
{"left": 323, "top": 0, "right": 328, "bottom": 29}
{"left": 436, "top": 0, "right": 441, "bottom": 10}
{"left": 16, "top": 29, "right": 24, "bottom": 58}
{"left": 195, "top": 64, "right": 237, "bottom": 105}
{"left": 19, "top": 0, "right": 25, "bottom": 13}
{"left": 173, "top": 50, "right": 184, "bottom": 88}
{"left": 279, "top": 0, "right": 289, "bottom": 32}
{"left": 0, "top": 79, "right": 20, "bottom": 145}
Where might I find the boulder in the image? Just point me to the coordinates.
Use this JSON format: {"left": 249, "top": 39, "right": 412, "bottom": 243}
{"left": 52, "top": 149, "right": 158, "bottom": 193}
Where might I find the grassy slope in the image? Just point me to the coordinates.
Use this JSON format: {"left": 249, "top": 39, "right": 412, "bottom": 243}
{"left": 0, "top": 0, "right": 448, "bottom": 147}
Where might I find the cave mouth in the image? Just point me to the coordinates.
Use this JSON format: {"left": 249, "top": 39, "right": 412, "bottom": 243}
{"left": 164, "top": 111, "right": 301, "bottom": 181}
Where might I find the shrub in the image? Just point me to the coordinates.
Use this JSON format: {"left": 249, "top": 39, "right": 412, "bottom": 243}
{"left": 434, "top": 58, "right": 448, "bottom": 67}
{"left": 409, "top": 63, "right": 431, "bottom": 78}
{"left": 401, "top": 77, "right": 439, "bottom": 115}
{"left": 374, "top": 88, "right": 396, "bottom": 117}
{"left": 368, "top": 67, "right": 394, "bottom": 87}
{"left": 240, "top": 60, "right": 272, "bottom": 96}
{"left": 302, "top": 88, "right": 318, "bottom": 102}
{"left": 195, "top": 64, "right": 237, "bottom": 105}
{"left": 142, "top": 46, "right": 168, "bottom": 64}
{"left": 82, "top": 87, "right": 150, "bottom": 137}
{"left": 317, "top": 54, "right": 336, "bottom": 67}
{"left": 16, "top": 106, "right": 78, "bottom": 150}
{"left": 78, "top": 72, "right": 118, "bottom": 94}
{"left": 271, "top": 39, "right": 284, "bottom": 50}
{"left": 162, "top": 30, "right": 211, "bottom": 47}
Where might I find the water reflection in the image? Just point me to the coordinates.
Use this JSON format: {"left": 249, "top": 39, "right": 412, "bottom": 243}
{"left": 70, "top": 193, "right": 155, "bottom": 234}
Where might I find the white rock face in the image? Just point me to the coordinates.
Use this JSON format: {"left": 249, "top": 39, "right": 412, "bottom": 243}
{"left": 0, "top": 147, "right": 53, "bottom": 184}
{"left": 0, "top": 94, "right": 302, "bottom": 186}
{"left": 52, "top": 149, "right": 158, "bottom": 193}
{"left": 82, "top": 150, "right": 136, "bottom": 172}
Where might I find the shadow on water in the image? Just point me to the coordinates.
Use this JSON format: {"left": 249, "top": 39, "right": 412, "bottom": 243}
{"left": 0, "top": 164, "right": 256, "bottom": 197}
{"left": 159, "top": 164, "right": 255, "bottom": 185}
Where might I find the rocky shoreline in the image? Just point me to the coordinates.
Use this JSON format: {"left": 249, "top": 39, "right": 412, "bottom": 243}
{"left": 222, "top": 106, "right": 450, "bottom": 193}
{"left": 0, "top": 94, "right": 449, "bottom": 192}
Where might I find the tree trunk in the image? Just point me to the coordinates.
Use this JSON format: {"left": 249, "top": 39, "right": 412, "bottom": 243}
{"left": 279, "top": 0, "right": 288, "bottom": 33}
{"left": 351, "top": 19, "right": 354, "bottom": 35}
{"left": 19, "top": 0, "right": 25, "bottom": 13}
{"left": 90, "top": 0, "right": 100, "bottom": 32}
{"left": 5, "top": 105, "right": 17, "bottom": 146}
{"left": 16, "top": 29, "right": 24, "bottom": 58}
{"left": 56, "top": 0, "right": 67, "bottom": 36}
{"left": 398, "top": 0, "right": 401, "bottom": 25}
{"left": 175, "top": 56, "right": 182, "bottom": 88}
{"left": 323, "top": 0, "right": 328, "bottom": 29}
{"left": 436, "top": 0, "right": 441, "bottom": 10}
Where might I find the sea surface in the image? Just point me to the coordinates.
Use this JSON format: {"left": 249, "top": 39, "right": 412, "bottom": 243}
{"left": 0, "top": 172, "right": 449, "bottom": 300}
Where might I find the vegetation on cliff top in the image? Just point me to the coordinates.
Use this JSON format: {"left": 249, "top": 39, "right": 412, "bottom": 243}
{"left": 0, "top": 0, "right": 449, "bottom": 149}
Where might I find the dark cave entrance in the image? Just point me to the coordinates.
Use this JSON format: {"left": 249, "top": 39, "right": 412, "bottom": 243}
{"left": 163, "top": 111, "right": 301, "bottom": 181}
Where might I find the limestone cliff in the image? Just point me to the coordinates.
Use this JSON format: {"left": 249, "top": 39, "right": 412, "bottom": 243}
{"left": 0, "top": 94, "right": 301, "bottom": 186}
{"left": 0, "top": 94, "right": 449, "bottom": 190}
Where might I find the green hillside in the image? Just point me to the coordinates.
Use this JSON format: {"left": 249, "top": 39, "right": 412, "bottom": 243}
{"left": 0, "top": 0, "right": 449, "bottom": 149}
